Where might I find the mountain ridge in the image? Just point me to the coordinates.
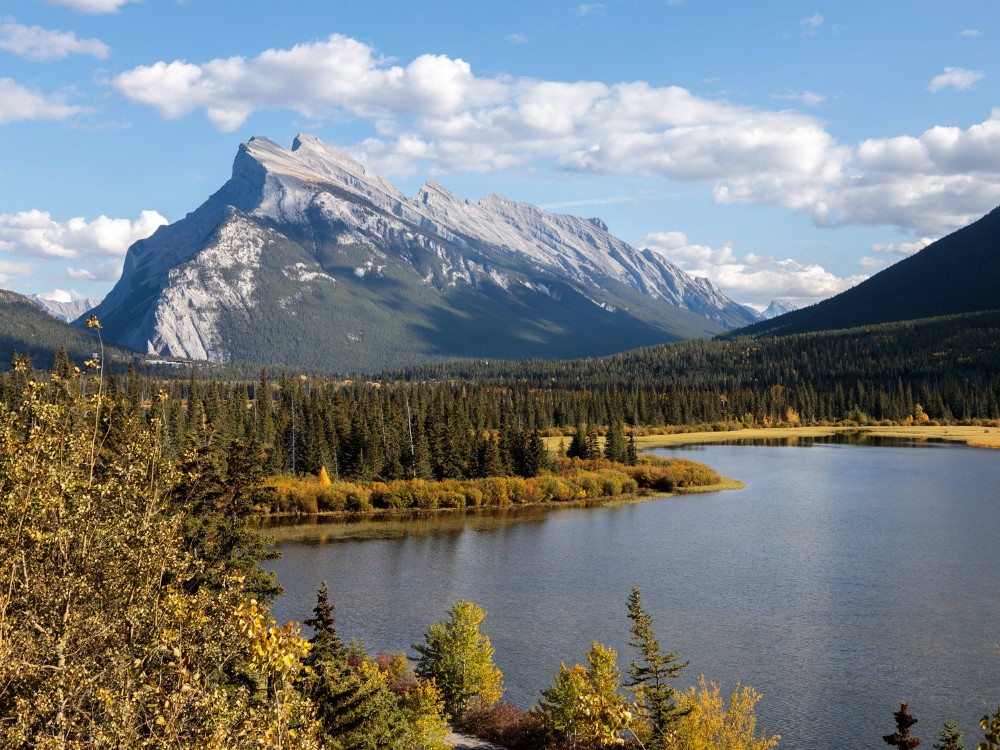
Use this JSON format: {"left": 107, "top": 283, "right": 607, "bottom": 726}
{"left": 89, "top": 134, "right": 761, "bottom": 371}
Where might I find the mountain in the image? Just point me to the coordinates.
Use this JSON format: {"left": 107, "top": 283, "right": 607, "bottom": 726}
{"left": 733, "top": 205, "right": 1000, "bottom": 338}
{"left": 31, "top": 294, "right": 100, "bottom": 323}
{"left": 762, "top": 299, "right": 799, "bottom": 319}
{"left": 0, "top": 289, "right": 109, "bottom": 369}
{"left": 89, "top": 134, "right": 760, "bottom": 372}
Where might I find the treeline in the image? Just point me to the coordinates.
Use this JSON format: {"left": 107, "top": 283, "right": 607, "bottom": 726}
{"left": 4, "top": 310, "right": 1000, "bottom": 489}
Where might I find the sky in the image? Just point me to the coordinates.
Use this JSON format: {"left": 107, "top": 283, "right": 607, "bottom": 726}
{"left": 1, "top": 0, "right": 998, "bottom": 311}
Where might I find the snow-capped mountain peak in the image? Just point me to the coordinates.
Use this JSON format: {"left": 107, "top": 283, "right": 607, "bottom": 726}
{"left": 89, "top": 134, "right": 762, "bottom": 371}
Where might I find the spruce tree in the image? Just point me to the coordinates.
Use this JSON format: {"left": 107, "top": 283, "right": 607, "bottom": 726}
{"left": 625, "top": 586, "right": 690, "bottom": 747}
{"left": 522, "top": 429, "right": 549, "bottom": 476}
{"left": 626, "top": 431, "right": 639, "bottom": 465}
{"left": 567, "top": 424, "right": 588, "bottom": 459}
{"left": 302, "top": 584, "right": 407, "bottom": 750}
{"left": 604, "top": 420, "right": 627, "bottom": 463}
{"left": 932, "top": 718, "right": 964, "bottom": 750}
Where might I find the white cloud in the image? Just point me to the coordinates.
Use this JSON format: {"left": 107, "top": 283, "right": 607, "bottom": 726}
{"left": 67, "top": 260, "right": 123, "bottom": 281}
{"left": 960, "top": 29, "right": 981, "bottom": 37}
{"left": 506, "top": 33, "right": 528, "bottom": 44}
{"left": 113, "top": 33, "right": 1000, "bottom": 237}
{"left": 801, "top": 12, "right": 824, "bottom": 27}
{"left": 114, "top": 35, "right": 505, "bottom": 132}
{"left": 572, "top": 3, "right": 606, "bottom": 16}
{"left": 640, "top": 230, "right": 866, "bottom": 305}
{"left": 0, "top": 259, "right": 33, "bottom": 284}
{"left": 37, "top": 288, "right": 83, "bottom": 303}
{"left": 0, "top": 78, "right": 84, "bottom": 123}
{"left": 928, "top": 66, "right": 985, "bottom": 92}
{"left": 539, "top": 195, "right": 635, "bottom": 209}
{"left": 857, "top": 256, "right": 884, "bottom": 270}
{"left": 45, "top": 0, "right": 137, "bottom": 13}
{"left": 0, "top": 209, "right": 167, "bottom": 261}
{"left": 0, "top": 20, "right": 108, "bottom": 61}
{"left": 871, "top": 237, "right": 934, "bottom": 256}
{"left": 66, "top": 266, "right": 97, "bottom": 280}
{"left": 772, "top": 90, "right": 826, "bottom": 106}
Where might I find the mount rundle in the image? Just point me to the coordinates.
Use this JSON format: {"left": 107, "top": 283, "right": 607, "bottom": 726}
{"left": 90, "top": 135, "right": 760, "bottom": 371}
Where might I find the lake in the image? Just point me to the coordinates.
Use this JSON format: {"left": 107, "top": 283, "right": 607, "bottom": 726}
{"left": 267, "top": 438, "right": 1000, "bottom": 749}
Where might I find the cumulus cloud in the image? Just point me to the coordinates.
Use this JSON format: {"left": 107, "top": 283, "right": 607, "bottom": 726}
{"left": 871, "top": 237, "right": 935, "bottom": 256}
{"left": 0, "top": 20, "right": 109, "bottom": 61}
{"left": 115, "top": 35, "right": 506, "bottom": 132}
{"left": 0, "top": 209, "right": 167, "bottom": 261}
{"left": 45, "top": 0, "right": 137, "bottom": 13}
{"left": 640, "top": 229, "right": 866, "bottom": 305}
{"left": 0, "top": 260, "right": 33, "bottom": 284}
{"left": 0, "top": 78, "right": 84, "bottom": 123}
{"left": 113, "top": 33, "right": 1000, "bottom": 237}
{"left": 928, "top": 66, "right": 985, "bottom": 92}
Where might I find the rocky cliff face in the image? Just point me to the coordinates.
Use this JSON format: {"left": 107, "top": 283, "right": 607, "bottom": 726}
{"left": 90, "top": 134, "right": 761, "bottom": 371}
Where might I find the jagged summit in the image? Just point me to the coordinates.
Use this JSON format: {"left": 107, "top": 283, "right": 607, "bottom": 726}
{"left": 88, "top": 134, "right": 761, "bottom": 371}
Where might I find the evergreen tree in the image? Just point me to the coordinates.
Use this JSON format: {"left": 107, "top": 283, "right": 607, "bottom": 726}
{"left": 476, "top": 433, "right": 504, "bottom": 478}
{"left": 626, "top": 431, "right": 639, "bottom": 465}
{"left": 169, "top": 436, "right": 280, "bottom": 602}
{"left": 586, "top": 423, "right": 601, "bottom": 460}
{"left": 884, "top": 702, "right": 920, "bottom": 749}
{"left": 932, "top": 718, "right": 964, "bottom": 750}
{"left": 625, "top": 585, "right": 690, "bottom": 747}
{"left": 522, "top": 429, "right": 549, "bottom": 476}
{"left": 604, "top": 420, "right": 627, "bottom": 463}
{"left": 302, "top": 584, "right": 407, "bottom": 750}
{"left": 567, "top": 424, "right": 588, "bottom": 459}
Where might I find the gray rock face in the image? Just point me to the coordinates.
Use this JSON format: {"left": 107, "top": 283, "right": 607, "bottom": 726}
{"left": 90, "top": 134, "right": 762, "bottom": 371}
{"left": 30, "top": 295, "right": 99, "bottom": 324}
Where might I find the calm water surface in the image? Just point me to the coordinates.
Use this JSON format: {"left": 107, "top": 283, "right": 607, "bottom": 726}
{"left": 267, "top": 440, "right": 1000, "bottom": 749}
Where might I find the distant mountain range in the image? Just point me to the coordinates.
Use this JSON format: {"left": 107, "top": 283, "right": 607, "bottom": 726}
{"left": 31, "top": 294, "right": 99, "bottom": 323}
{"left": 762, "top": 299, "right": 799, "bottom": 320}
{"left": 735, "top": 205, "right": 1000, "bottom": 337}
{"left": 86, "top": 134, "right": 761, "bottom": 372}
{"left": 0, "top": 290, "right": 106, "bottom": 369}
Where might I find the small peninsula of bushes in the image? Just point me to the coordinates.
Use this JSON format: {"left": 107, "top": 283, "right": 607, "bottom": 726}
{"left": 265, "top": 455, "right": 725, "bottom": 516}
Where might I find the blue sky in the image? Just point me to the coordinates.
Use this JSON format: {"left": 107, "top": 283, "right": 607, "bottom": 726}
{"left": 1, "top": 0, "right": 998, "bottom": 310}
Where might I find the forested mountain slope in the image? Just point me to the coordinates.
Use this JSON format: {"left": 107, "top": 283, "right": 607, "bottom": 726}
{"left": 732, "top": 205, "right": 1000, "bottom": 337}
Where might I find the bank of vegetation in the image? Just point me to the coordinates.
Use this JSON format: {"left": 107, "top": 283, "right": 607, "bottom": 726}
{"left": 2, "top": 322, "right": 999, "bottom": 748}
{"left": 266, "top": 455, "right": 723, "bottom": 515}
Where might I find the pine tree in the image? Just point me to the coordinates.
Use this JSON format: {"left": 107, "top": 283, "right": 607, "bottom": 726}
{"left": 626, "top": 431, "right": 639, "bottom": 465}
{"left": 883, "top": 702, "right": 920, "bottom": 749}
{"left": 604, "top": 420, "right": 627, "bottom": 463}
{"left": 567, "top": 424, "right": 588, "bottom": 459}
{"left": 586, "top": 423, "right": 601, "bottom": 460}
{"left": 932, "top": 718, "right": 964, "bottom": 750}
{"left": 302, "top": 584, "right": 407, "bottom": 750}
{"left": 626, "top": 586, "right": 690, "bottom": 747}
{"left": 522, "top": 429, "right": 549, "bottom": 476}
{"left": 169, "top": 436, "right": 280, "bottom": 602}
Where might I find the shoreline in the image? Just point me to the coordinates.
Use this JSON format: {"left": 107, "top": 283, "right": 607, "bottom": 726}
{"left": 260, "top": 477, "right": 742, "bottom": 542}
{"left": 545, "top": 424, "right": 1000, "bottom": 453}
